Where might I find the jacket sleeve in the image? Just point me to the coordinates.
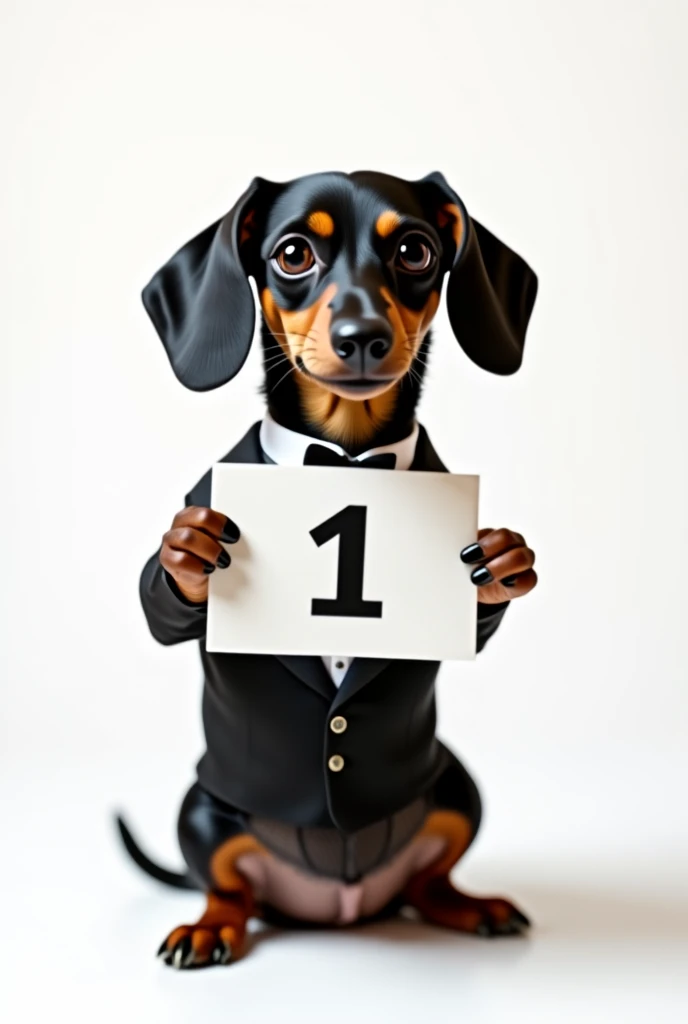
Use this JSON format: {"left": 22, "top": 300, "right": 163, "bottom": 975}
{"left": 476, "top": 601, "right": 509, "bottom": 653}
{"left": 139, "top": 468, "right": 213, "bottom": 646}
{"left": 139, "top": 551, "right": 208, "bottom": 646}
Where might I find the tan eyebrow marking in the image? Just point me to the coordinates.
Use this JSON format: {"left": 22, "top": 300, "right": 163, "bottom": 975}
{"left": 306, "top": 211, "right": 335, "bottom": 237}
{"left": 376, "top": 210, "right": 402, "bottom": 237}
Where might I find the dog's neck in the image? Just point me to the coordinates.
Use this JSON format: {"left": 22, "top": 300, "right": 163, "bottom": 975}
{"left": 260, "top": 321, "right": 429, "bottom": 457}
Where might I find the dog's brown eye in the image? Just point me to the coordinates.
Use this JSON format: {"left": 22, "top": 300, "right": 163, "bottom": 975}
{"left": 396, "top": 233, "right": 436, "bottom": 274}
{"left": 273, "top": 237, "right": 316, "bottom": 277}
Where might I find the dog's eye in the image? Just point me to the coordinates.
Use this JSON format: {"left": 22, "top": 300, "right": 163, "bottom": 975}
{"left": 272, "top": 236, "right": 316, "bottom": 277}
{"left": 395, "top": 233, "right": 436, "bottom": 274}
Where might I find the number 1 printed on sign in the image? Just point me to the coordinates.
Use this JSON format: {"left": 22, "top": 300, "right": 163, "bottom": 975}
{"left": 309, "top": 505, "right": 383, "bottom": 619}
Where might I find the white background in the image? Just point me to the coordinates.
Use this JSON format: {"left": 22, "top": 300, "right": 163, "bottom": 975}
{"left": 2, "top": 1, "right": 687, "bottom": 1021}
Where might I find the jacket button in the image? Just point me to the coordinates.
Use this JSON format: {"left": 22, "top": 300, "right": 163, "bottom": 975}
{"left": 328, "top": 754, "right": 345, "bottom": 772}
{"left": 330, "top": 716, "right": 348, "bottom": 734}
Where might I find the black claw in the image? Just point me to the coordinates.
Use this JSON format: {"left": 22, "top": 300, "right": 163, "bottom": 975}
{"left": 476, "top": 922, "right": 495, "bottom": 938}
{"left": 216, "top": 549, "right": 231, "bottom": 569}
{"left": 156, "top": 939, "right": 169, "bottom": 959}
{"left": 460, "top": 543, "right": 485, "bottom": 564}
{"left": 203, "top": 562, "right": 215, "bottom": 575}
{"left": 221, "top": 518, "right": 241, "bottom": 544}
{"left": 172, "top": 937, "right": 192, "bottom": 970}
{"left": 181, "top": 945, "right": 197, "bottom": 969}
{"left": 471, "top": 566, "right": 494, "bottom": 587}
{"left": 502, "top": 574, "right": 518, "bottom": 587}
{"left": 219, "top": 941, "right": 233, "bottom": 965}
{"left": 512, "top": 909, "right": 531, "bottom": 928}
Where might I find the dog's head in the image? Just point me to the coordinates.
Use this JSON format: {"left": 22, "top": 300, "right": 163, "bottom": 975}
{"left": 143, "top": 171, "right": 537, "bottom": 442}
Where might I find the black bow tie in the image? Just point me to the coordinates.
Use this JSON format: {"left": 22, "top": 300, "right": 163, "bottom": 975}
{"left": 303, "top": 443, "right": 397, "bottom": 470}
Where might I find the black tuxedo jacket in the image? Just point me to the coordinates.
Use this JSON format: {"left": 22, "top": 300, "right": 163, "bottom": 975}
{"left": 139, "top": 423, "right": 507, "bottom": 833}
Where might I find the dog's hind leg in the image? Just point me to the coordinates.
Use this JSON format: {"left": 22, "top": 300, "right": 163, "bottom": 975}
{"left": 403, "top": 752, "right": 531, "bottom": 938}
{"left": 403, "top": 810, "right": 531, "bottom": 938}
{"left": 158, "top": 836, "right": 266, "bottom": 968}
{"left": 157, "top": 784, "right": 268, "bottom": 969}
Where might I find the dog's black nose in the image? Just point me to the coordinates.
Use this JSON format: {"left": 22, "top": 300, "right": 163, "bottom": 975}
{"left": 331, "top": 318, "right": 393, "bottom": 373}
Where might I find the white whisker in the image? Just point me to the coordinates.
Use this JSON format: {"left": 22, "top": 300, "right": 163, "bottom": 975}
{"left": 270, "top": 363, "right": 299, "bottom": 393}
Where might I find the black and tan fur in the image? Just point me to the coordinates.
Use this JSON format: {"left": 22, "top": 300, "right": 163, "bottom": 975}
{"left": 120, "top": 171, "right": 538, "bottom": 968}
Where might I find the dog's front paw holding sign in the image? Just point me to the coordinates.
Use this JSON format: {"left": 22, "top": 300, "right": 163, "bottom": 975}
{"left": 464, "top": 528, "right": 538, "bottom": 603}
{"left": 158, "top": 507, "right": 240, "bottom": 605}
{"left": 123, "top": 170, "right": 539, "bottom": 968}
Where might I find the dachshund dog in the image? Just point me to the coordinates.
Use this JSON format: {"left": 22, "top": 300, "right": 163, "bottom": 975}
{"left": 119, "top": 171, "right": 539, "bottom": 969}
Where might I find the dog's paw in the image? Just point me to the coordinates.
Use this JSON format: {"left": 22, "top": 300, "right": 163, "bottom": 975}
{"left": 407, "top": 875, "right": 531, "bottom": 938}
{"left": 470, "top": 897, "right": 531, "bottom": 937}
{"left": 157, "top": 924, "right": 241, "bottom": 969}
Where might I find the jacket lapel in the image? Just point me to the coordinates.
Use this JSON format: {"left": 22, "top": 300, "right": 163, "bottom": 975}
{"left": 219, "top": 422, "right": 266, "bottom": 465}
{"left": 409, "top": 425, "right": 449, "bottom": 474}
{"left": 274, "top": 654, "right": 337, "bottom": 700}
{"left": 331, "top": 657, "right": 392, "bottom": 709}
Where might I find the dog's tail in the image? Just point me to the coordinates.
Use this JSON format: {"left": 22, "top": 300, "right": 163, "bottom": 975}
{"left": 115, "top": 814, "right": 199, "bottom": 891}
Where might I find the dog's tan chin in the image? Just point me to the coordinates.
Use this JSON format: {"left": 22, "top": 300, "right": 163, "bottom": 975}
{"left": 322, "top": 379, "right": 399, "bottom": 401}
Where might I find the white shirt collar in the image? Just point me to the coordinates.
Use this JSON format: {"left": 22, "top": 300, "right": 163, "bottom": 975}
{"left": 259, "top": 411, "right": 419, "bottom": 471}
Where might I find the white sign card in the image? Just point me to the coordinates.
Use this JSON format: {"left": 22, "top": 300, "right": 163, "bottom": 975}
{"left": 207, "top": 465, "right": 480, "bottom": 661}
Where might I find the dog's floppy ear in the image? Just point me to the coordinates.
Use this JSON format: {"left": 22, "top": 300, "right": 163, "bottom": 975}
{"left": 421, "top": 171, "right": 538, "bottom": 375}
{"left": 142, "top": 177, "right": 275, "bottom": 391}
